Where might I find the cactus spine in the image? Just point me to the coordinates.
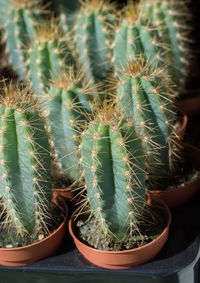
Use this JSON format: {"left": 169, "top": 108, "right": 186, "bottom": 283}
{"left": 80, "top": 106, "right": 146, "bottom": 240}
{"left": 0, "top": 83, "right": 52, "bottom": 236}
{"left": 74, "top": 0, "right": 115, "bottom": 88}
{"left": 44, "top": 69, "right": 92, "bottom": 183}
{"left": 0, "top": 0, "right": 46, "bottom": 80}
{"left": 116, "top": 60, "right": 179, "bottom": 188}
{"left": 140, "top": 0, "right": 192, "bottom": 89}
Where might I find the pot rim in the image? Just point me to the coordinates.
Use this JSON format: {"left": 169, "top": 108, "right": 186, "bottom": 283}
{"left": 68, "top": 199, "right": 171, "bottom": 254}
{"left": 0, "top": 200, "right": 68, "bottom": 251}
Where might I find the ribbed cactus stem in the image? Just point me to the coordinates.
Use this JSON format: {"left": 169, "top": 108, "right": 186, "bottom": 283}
{"left": 44, "top": 69, "right": 92, "bottom": 183}
{"left": 0, "top": 0, "right": 45, "bottom": 80}
{"left": 140, "top": 0, "right": 192, "bottom": 88}
{"left": 74, "top": 0, "right": 115, "bottom": 88}
{"left": 27, "top": 19, "right": 75, "bottom": 95}
{"left": 116, "top": 60, "right": 178, "bottom": 188}
{"left": 112, "top": 3, "right": 167, "bottom": 76}
{"left": 0, "top": 83, "right": 52, "bottom": 235}
{"left": 80, "top": 106, "right": 146, "bottom": 240}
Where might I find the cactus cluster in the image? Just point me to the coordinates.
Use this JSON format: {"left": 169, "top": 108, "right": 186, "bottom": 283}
{"left": 0, "top": 82, "right": 52, "bottom": 236}
{"left": 0, "top": 0, "right": 193, "bottom": 245}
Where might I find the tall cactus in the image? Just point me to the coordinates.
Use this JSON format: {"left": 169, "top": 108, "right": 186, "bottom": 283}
{"left": 116, "top": 59, "right": 179, "bottom": 189}
{"left": 0, "top": 0, "right": 47, "bottom": 80}
{"left": 112, "top": 3, "right": 168, "bottom": 77}
{"left": 0, "top": 82, "right": 52, "bottom": 236}
{"left": 140, "top": 0, "right": 193, "bottom": 89}
{"left": 26, "top": 18, "right": 75, "bottom": 95}
{"left": 80, "top": 105, "right": 146, "bottom": 240}
{"left": 74, "top": 0, "right": 115, "bottom": 89}
{"left": 44, "top": 68, "right": 93, "bottom": 183}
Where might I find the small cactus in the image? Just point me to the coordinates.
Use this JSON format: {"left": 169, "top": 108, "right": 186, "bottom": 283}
{"left": 140, "top": 0, "right": 193, "bottom": 89}
{"left": 116, "top": 59, "right": 180, "bottom": 189}
{"left": 44, "top": 68, "right": 93, "bottom": 183}
{"left": 74, "top": 0, "right": 116, "bottom": 89}
{"left": 0, "top": 82, "right": 52, "bottom": 236}
{"left": 79, "top": 104, "right": 146, "bottom": 240}
{"left": 27, "top": 18, "right": 75, "bottom": 95}
{"left": 0, "top": 0, "right": 47, "bottom": 80}
{"left": 112, "top": 3, "right": 168, "bottom": 77}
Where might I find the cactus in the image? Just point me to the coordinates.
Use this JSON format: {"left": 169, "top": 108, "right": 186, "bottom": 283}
{"left": 0, "top": 82, "right": 52, "bottom": 236}
{"left": 79, "top": 104, "right": 146, "bottom": 240}
{"left": 116, "top": 59, "right": 179, "bottom": 189}
{"left": 44, "top": 68, "right": 93, "bottom": 183}
{"left": 0, "top": 0, "right": 47, "bottom": 80}
{"left": 27, "top": 18, "right": 75, "bottom": 95}
{"left": 140, "top": 0, "right": 193, "bottom": 89}
{"left": 74, "top": 0, "right": 115, "bottom": 89}
{"left": 112, "top": 3, "right": 168, "bottom": 77}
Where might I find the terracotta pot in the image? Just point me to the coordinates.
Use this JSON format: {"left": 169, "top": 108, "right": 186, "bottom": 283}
{"left": 149, "top": 143, "right": 200, "bottom": 208}
{"left": 68, "top": 200, "right": 171, "bottom": 270}
{"left": 176, "top": 95, "right": 200, "bottom": 117}
{"left": 0, "top": 200, "right": 68, "bottom": 267}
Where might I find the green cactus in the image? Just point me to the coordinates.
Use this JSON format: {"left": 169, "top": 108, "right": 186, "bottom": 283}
{"left": 116, "top": 59, "right": 179, "bottom": 189}
{"left": 44, "top": 68, "right": 93, "bottom": 183}
{"left": 27, "top": 19, "right": 75, "bottom": 95}
{"left": 0, "top": 0, "right": 47, "bottom": 80}
{"left": 140, "top": 0, "right": 192, "bottom": 89}
{"left": 0, "top": 82, "right": 52, "bottom": 236}
{"left": 80, "top": 105, "right": 146, "bottom": 240}
{"left": 74, "top": 0, "right": 115, "bottom": 89}
{"left": 112, "top": 3, "right": 168, "bottom": 77}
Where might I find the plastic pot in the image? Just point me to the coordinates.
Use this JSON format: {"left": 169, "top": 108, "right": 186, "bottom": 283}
{"left": 68, "top": 199, "right": 171, "bottom": 270}
{"left": 149, "top": 143, "right": 200, "bottom": 208}
{"left": 0, "top": 200, "right": 68, "bottom": 267}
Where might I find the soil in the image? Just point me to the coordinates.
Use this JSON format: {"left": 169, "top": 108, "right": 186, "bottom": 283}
{"left": 0, "top": 202, "right": 66, "bottom": 249}
{"left": 75, "top": 202, "right": 166, "bottom": 251}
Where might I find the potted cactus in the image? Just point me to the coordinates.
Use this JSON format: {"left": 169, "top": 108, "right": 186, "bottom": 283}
{"left": 0, "top": 82, "right": 68, "bottom": 266}
{"left": 68, "top": 103, "right": 171, "bottom": 269}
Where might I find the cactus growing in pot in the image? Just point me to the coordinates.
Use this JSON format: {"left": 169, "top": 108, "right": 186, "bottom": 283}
{"left": 68, "top": 103, "right": 171, "bottom": 269}
{"left": 0, "top": 81, "right": 52, "bottom": 237}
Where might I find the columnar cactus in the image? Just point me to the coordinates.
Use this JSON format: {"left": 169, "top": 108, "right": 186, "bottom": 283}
{"left": 0, "top": 82, "right": 52, "bottom": 236}
{"left": 80, "top": 105, "right": 146, "bottom": 240}
{"left": 27, "top": 19, "right": 75, "bottom": 95}
{"left": 140, "top": 0, "right": 193, "bottom": 89}
{"left": 116, "top": 60, "right": 179, "bottom": 189}
{"left": 74, "top": 0, "right": 115, "bottom": 88}
{"left": 0, "top": 0, "right": 46, "bottom": 80}
{"left": 44, "top": 68, "right": 92, "bottom": 183}
{"left": 112, "top": 3, "right": 167, "bottom": 77}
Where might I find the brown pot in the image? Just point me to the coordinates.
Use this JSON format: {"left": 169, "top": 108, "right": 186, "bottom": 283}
{"left": 176, "top": 95, "right": 200, "bottom": 117}
{"left": 52, "top": 187, "right": 74, "bottom": 204}
{"left": 68, "top": 200, "right": 171, "bottom": 270}
{"left": 0, "top": 201, "right": 68, "bottom": 267}
{"left": 149, "top": 143, "right": 200, "bottom": 208}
